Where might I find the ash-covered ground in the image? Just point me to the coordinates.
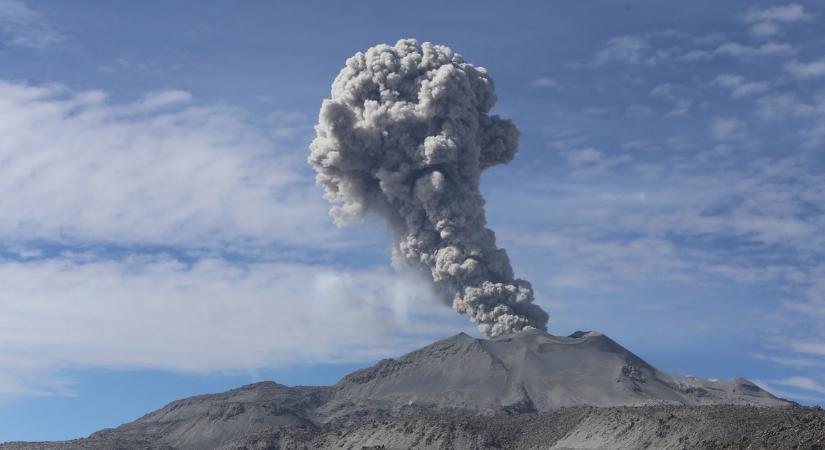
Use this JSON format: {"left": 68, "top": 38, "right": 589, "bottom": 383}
{"left": 3, "top": 330, "right": 823, "bottom": 449}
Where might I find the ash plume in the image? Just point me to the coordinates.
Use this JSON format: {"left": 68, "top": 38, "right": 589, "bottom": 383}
{"left": 309, "top": 39, "right": 548, "bottom": 337}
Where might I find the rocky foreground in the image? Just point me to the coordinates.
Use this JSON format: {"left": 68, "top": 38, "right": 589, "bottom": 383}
{"left": 3, "top": 330, "right": 824, "bottom": 449}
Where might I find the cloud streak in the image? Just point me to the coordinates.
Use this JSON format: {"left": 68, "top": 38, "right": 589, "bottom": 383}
{"left": 712, "top": 74, "right": 769, "bottom": 98}
{"left": 0, "top": 81, "right": 336, "bottom": 252}
{"left": 0, "top": 77, "right": 471, "bottom": 400}
{"left": 0, "top": 255, "right": 466, "bottom": 399}
{"left": 786, "top": 59, "right": 825, "bottom": 79}
{"left": 0, "top": 0, "right": 63, "bottom": 48}
{"left": 743, "top": 4, "right": 812, "bottom": 37}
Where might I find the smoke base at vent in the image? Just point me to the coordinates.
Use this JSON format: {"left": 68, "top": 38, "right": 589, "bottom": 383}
{"left": 309, "top": 39, "right": 548, "bottom": 337}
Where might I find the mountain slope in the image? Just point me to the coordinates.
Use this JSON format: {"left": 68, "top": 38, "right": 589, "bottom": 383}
{"left": 0, "top": 329, "right": 799, "bottom": 450}
{"left": 91, "top": 383, "right": 330, "bottom": 449}
{"left": 321, "top": 329, "right": 786, "bottom": 419}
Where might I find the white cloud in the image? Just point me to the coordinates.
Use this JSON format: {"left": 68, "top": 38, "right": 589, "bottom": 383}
{"left": 0, "top": 255, "right": 469, "bottom": 399}
{"left": 491, "top": 146, "right": 825, "bottom": 294}
{"left": 789, "top": 340, "right": 825, "bottom": 356}
{"left": 754, "top": 353, "right": 825, "bottom": 368}
{"left": 743, "top": 4, "right": 812, "bottom": 37}
{"left": 586, "top": 30, "right": 792, "bottom": 67}
{"left": 0, "top": 78, "right": 479, "bottom": 400}
{"left": 530, "top": 77, "right": 562, "bottom": 89}
{"left": 0, "top": 0, "right": 63, "bottom": 48}
{"left": 487, "top": 159, "right": 825, "bottom": 394}
{"left": 522, "top": 7, "right": 825, "bottom": 403}
{"left": 712, "top": 74, "right": 769, "bottom": 98}
{"left": 267, "top": 110, "right": 314, "bottom": 140}
{"left": 755, "top": 92, "right": 825, "bottom": 146}
{"left": 710, "top": 117, "right": 747, "bottom": 140}
{"left": 564, "top": 148, "right": 632, "bottom": 176}
{"left": 744, "top": 4, "right": 810, "bottom": 23}
{"left": 749, "top": 21, "right": 782, "bottom": 38}
{"left": 0, "top": 81, "right": 338, "bottom": 252}
{"left": 592, "top": 35, "right": 649, "bottom": 65}
{"left": 651, "top": 83, "right": 693, "bottom": 116}
{"left": 785, "top": 59, "right": 825, "bottom": 79}
{"left": 134, "top": 89, "right": 193, "bottom": 111}
{"left": 714, "top": 42, "right": 793, "bottom": 58}
{"left": 677, "top": 41, "right": 794, "bottom": 61}
{"left": 753, "top": 379, "right": 824, "bottom": 403}
{"left": 774, "top": 376, "right": 825, "bottom": 395}
{"left": 755, "top": 93, "right": 821, "bottom": 119}
{"left": 586, "top": 33, "right": 688, "bottom": 67}
{"left": 492, "top": 138, "right": 825, "bottom": 390}
{"left": 679, "top": 49, "right": 713, "bottom": 62}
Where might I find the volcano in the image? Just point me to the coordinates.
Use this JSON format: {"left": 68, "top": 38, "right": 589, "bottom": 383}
{"left": 321, "top": 329, "right": 786, "bottom": 418}
{"left": 3, "top": 330, "right": 822, "bottom": 450}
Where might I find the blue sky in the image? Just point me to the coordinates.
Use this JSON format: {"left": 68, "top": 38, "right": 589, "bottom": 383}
{"left": 1, "top": 0, "right": 825, "bottom": 442}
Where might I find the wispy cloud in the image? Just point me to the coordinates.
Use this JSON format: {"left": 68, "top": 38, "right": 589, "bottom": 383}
{"left": 743, "top": 4, "right": 813, "bottom": 37}
{"left": 0, "top": 81, "right": 337, "bottom": 252}
{"left": 785, "top": 59, "right": 825, "bottom": 79}
{"left": 753, "top": 379, "right": 824, "bottom": 403}
{"left": 713, "top": 42, "right": 793, "bottom": 58}
{"left": 788, "top": 340, "right": 825, "bottom": 357}
{"left": 709, "top": 117, "right": 747, "bottom": 140}
{"left": 529, "top": 77, "right": 562, "bottom": 89}
{"left": 563, "top": 147, "right": 631, "bottom": 176}
{"left": 755, "top": 93, "right": 819, "bottom": 119}
{"left": 0, "top": 255, "right": 468, "bottom": 399}
{"left": 586, "top": 32, "right": 794, "bottom": 68}
{"left": 677, "top": 40, "right": 797, "bottom": 62}
{"left": 774, "top": 376, "right": 825, "bottom": 395}
{"left": 712, "top": 74, "right": 769, "bottom": 98}
{"left": 583, "top": 32, "right": 694, "bottom": 67}
{"left": 0, "top": 79, "right": 472, "bottom": 400}
{"left": 592, "top": 35, "right": 649, "bottom": 65}
{"left": 651, "top": 83, "right": 693, "bottom": 116}
{"left": 544, "top": 5, "right": 825, "bottom": 393}
{"left": 497, "top": 123, "right": 825, "bottom": 359}
{"left": 744, "top": 4, "right": 811, "bottom": 24}
{"left": 754, "top": 353, "right": 825, "bottom": 369}
{"left": 0, "top": 0, "right": 63, "bottom": 48}
{"left": 755, "top": 92, "right": 825, "bottom": 146}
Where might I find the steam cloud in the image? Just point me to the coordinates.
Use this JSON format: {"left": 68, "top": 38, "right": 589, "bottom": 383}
{"left": 309, "top": 39, "right": 548, "bottom": 337}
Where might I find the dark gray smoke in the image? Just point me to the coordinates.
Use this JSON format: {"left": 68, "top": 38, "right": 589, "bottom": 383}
{"left": 309, "top": 39, "right": 548, "bottom": 337}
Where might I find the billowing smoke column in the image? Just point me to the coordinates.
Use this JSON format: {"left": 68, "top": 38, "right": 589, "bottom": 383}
{"left": 309, "top": 39, "right": 548, "bottom": 337}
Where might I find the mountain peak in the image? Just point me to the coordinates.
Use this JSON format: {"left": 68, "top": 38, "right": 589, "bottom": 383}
{"left": 322, "top": 329, "right": 789, "bottom": 418}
